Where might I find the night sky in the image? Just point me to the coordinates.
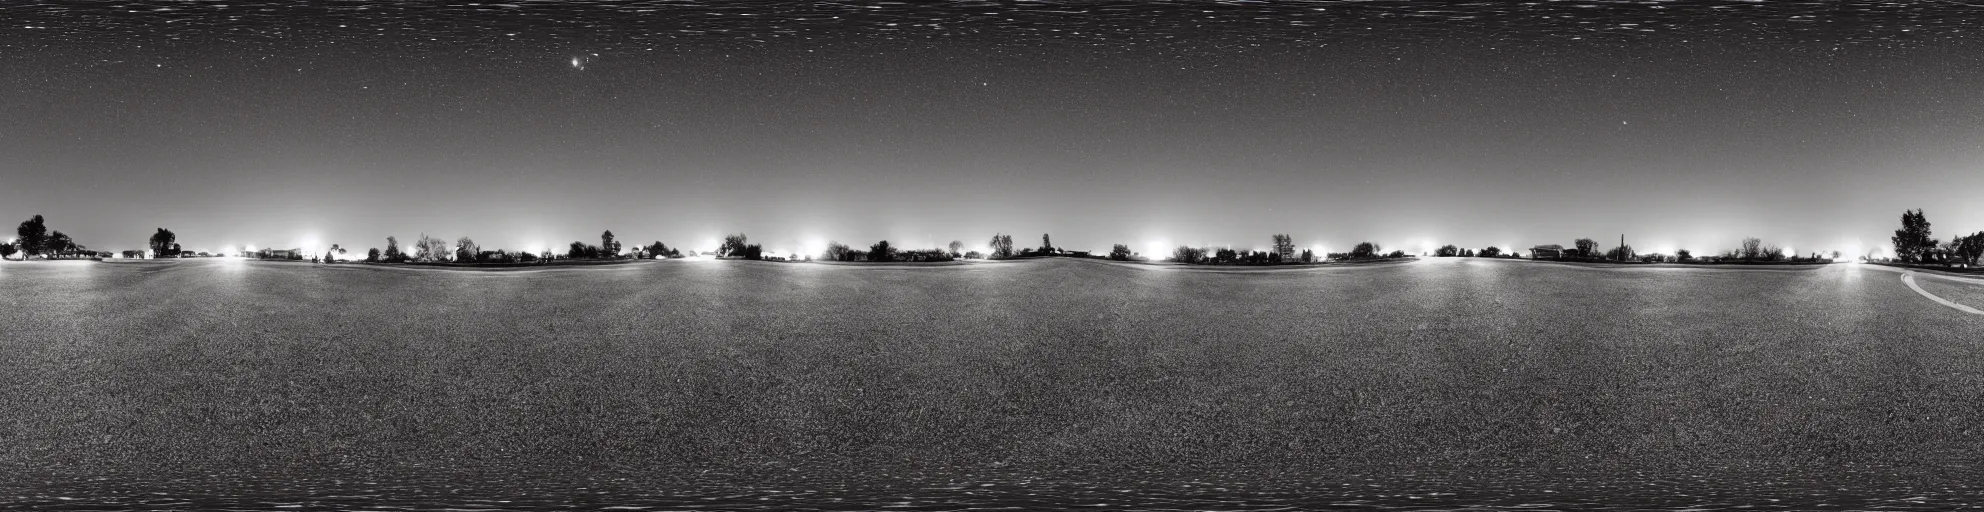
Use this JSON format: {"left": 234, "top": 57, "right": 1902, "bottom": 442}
{"left": 4, "top": 1, "right": 1982, "bottom": 258}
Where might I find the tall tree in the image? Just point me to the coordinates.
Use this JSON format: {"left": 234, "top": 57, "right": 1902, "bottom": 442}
{"left": 948, "top": 240, "right": 964, "bottom": 256}
{"left": 1574, "top": 238, "right": 1599, "bottom": 258}
{"left": 46, "top": 231, "right": 74, "bottom": 257}
{"left": 867, "top": 240, "right": 896, "bottom": 262}
{"left": 15, "top": 215, "right": 48, "bottom": 259}
{"left": 824, "top": 241, "right": 851, "bottom": 261}
{"left": 1351, "top": 242, "right": 1381, "bottom": 259}
{"left": 988, "top": 233, "right": 1015, "bottom": 259}
{"left": 149, "top": 228, "right": 177, "bottom": 258}
{"left": 384, "top": 236, "right": 402, "bottom": 262}
{"left": 1041, "top": 233, "right": 1053, "bottom": 252}
{"left": 1892, "top": 209, "right": 1936, "bottom": 263}
{"left": 1740, "top": 237, "right": 1763, "bottom": 260}
{"left": 415, "top": 233, "right": 450, "bottom": 262}
{"left": 455, "top": 237, "right": 478, "bottom": 262}
{"left": 721, "top": 233, "right": 749, "bottom": 258}
{"left": 601, "top": 230, "right": 620, "bottom": 258}
{"left": 1271, "top": 234, "right": 1295, "bottom": 260}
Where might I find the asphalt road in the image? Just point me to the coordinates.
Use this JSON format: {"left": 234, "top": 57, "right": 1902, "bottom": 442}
{"left": 0, "top": 257, "right": 1980, "bottom": 508}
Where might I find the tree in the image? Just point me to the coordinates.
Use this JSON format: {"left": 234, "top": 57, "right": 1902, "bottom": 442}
{"left": 1574, "top": 238, "right": 1599, "bottom": 259}
{"left": 1435, "top": 244, "right": 1460, "bottom": 257}
{"left": 644, "top": 241, "right": 672, "bottom": 259}
{"left": 948, "top": 240, "right": 964, "bottom": 257}
{"left": 1892, "top": 209, "right": 1937, "bottom": 264}
{"left": 742, "top": 244, "right": 764, "bottom": 260}
{"left": 1351, "top": 242, "right": 1381, "bottom": 259}
{"left": 1041, "top": 233, "right": 1053, "bottom": 252}
{"left": 1605, "top": 244, "right": 1636, "bottom": 261}
{"left": 1300, "top": 248, "right": 1316, "bottom": 263}
{"left": 823, "top": 241, "right": 852, "bottom": 261}
{"left": 325, "top": 244, "right": 345, "bottom": 263}
{"left": 415, "top": 233, "right": 450, "bottom": 262}
{"left": 1480, "top": 246, "right": 1503, "bottom": 257}
{"left": 1676, "top": 249, "right": 1693, "bottom": 262}
{"left": 384, "top": 236, "right": 403, "bottom": 262}
{"left": 0, "top": 242, "right": 14, "bottom": 259}
{"left": 867, "top": 240, "right": 896, "bottom": 262}
{"left": 15, "top": 215, "right": 48, "bottom": 259}
{"left": 367, "top": 248, "right": 381, "bottom": 262}
{"left": 1271, "top": 234, "right": 1295, "bottom": 261}
{"left": 721, "top": 233, "right": 749, "bottom": 258}
{"left": 1740, "top": 237, "right": 1763, "bottom": 260}
{"left": 455, "top": 237, "right": 478, "bottom": 262}
{"left": 567, "top": 241, "right": 588, "bottom": 259}
{"left": 601, "top": 230, "right": 620, "bottom": 258}
{"left": 1955, "top": 232, "right": 1984, "bottom": 267}
{"left": 988, "top": 233, "right": 1015, "bottom": 259}
{"left": 1171, "top": 245, "right": 1206, "bottom": 264}
{"left": 149, "top": 228, "right": 177, "bottom": 258}
{"left": 46, "top": 231, "right": 74, "bottom": 257}
{"left": 1109, "top": 244, "right": 1134, "bottom": 261}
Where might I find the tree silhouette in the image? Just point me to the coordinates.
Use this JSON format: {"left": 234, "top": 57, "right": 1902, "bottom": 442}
{"left": 47, "top": 231, "right": 74, "bottom": 257}
{"left": 867, "top": 240, "right": 896, "bottom": 262}
{"left": 1574, "top": 238, "right": 1599, "bottom": 258}
{"left": 1171, "top": 246, "right": 1205, "bottom": 264}
{"left": 15, "top": 214, "right": 48, "bottom": 259}
{"left": 1350, "top": 242, "right": 1381, "bottom": 259}
{"left": 384, "top": 236, "right": 403, "bottom": 262}
{"left": 149, "top": 228, "right": 177, "bottom": 258}
{"left": 455, "top": 237, "right": 478, "bottom": 262}
{"left": 601, "top": 230, "right": 620, "bottom": 258}
{"left": 721, "top": 233, "right": 749, "bottom": 258}
{"left": 1110, "top": 244, "right": 1133, "bottom": 261}
{"left": 948, "top": 240, "right": 964, "bottom": 257}
{"left": 988, "top": 233, "right": 1014, "bottom": 259}
{"left": 1740, "top": 237, "right": 1763, "bottom": 260}
{"left": 824, "top": 241, "right": 852, "bottom": 261}
{"left": 1271, "top": 234, "right": 1295, "bottom": 260}
{"left": 1892, "top": 209, "right": 1936, "bottom": 264}
{"left": 1040, "top": 233, "right": 1053, "bottom": 253}
{"left": 415, "top": 234, "right": 450, "bottom": 262}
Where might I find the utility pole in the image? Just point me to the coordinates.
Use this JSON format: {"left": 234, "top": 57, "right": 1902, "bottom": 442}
{"left": 1620, "top": 234, "right": 1626, "bottom": 261}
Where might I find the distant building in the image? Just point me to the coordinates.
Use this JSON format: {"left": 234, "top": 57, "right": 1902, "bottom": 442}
{"left": 1530, "top": 244, "right": 1564, "bottom": 259}
{"left": 259, "top": 248, "right": 302, "bottom": 259}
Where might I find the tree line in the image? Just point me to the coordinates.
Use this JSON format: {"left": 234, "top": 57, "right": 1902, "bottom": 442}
{"left": 11, "top": 210, "right": 1981, "bottom": 268}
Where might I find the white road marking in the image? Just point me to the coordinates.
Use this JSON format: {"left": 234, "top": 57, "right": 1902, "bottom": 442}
{"left": 1901, "top": 272, "right": 1984, "bottom": 315}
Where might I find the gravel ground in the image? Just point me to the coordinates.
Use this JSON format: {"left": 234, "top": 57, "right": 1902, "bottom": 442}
{"left": 1, "top": 257, "right": 1981, "bottom": 504}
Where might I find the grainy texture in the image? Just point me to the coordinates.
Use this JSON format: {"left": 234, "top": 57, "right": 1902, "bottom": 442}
{"left": 1, "top": 258, "right": 1981, "bottom": 509}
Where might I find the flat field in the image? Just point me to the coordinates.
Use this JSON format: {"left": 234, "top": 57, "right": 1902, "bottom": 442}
{"left": 1, "top": 258, "right": 1982, "bottom": 509}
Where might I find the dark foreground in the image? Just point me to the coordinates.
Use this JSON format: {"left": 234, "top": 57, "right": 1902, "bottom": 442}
{"left": 2, "top": 258, "right": 1982, "bottom": 510}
